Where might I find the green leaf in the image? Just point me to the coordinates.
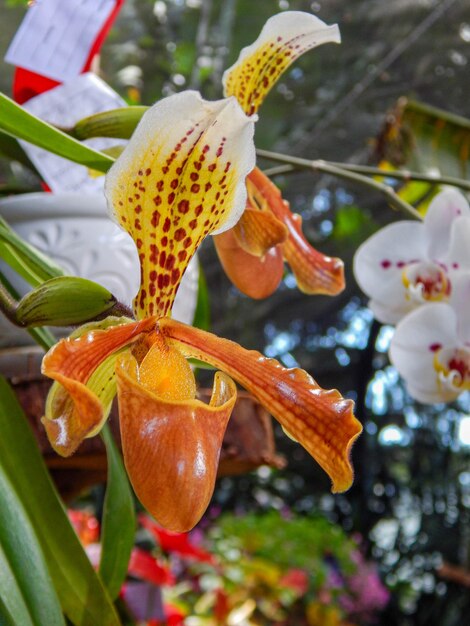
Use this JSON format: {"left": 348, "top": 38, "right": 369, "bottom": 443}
{"left": 0, "top": 217, "right": 64, "bottom": 285}
{"left": 0, "top": 270, "right": 56, "bottom": 350}
{"left": 0, "top": 129, "right": 39, "bottom": 173}
{"left": 0, "top": 465, "right": 65, "bottom": 626}
{"left": 99, "top": 425, "right": 136, "bottom": 600}
{"left": 0, "top": 93, "right": 114, "bottom": 173}
{"left": 0, "top": 377, "right": 121, "bottom": 626}
{"left": 192, "top": 263, "right": 210, "bottom": 330}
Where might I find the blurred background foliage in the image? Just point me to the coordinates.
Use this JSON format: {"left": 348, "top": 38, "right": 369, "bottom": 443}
{"left": 1, "top": 1, "right": 470, "bottom": 625}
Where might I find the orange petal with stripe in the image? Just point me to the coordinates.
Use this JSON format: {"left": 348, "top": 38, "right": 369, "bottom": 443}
{"left": 116, "top": 340, "right": 237, "bottom": 532}
{"left": 232, "top": 207, "right": 288, "bottom": 256}
{"left": 105, "top": 91, "right": 256, "bottom": 320}
{"left": 213, "top": 228, "right": 284, "bottom": 299}
{"left": 41, "top": 317, "right": 155, "bottom": 456}
{"left": 159, "top": 318, "right": 362, "bottom": 493}
{"left": 223, "top": 11, "right": 340, "bottom": 116}
{"left": 248, "top": 168, "right": 345, "bottom": 295}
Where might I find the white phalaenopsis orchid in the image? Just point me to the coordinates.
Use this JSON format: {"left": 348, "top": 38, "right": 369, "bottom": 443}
{"left": 353, "top": 189, "right": 470, "bottom": 324}
{"left": 389, "top": 272, "right": 470, "bottom": 404}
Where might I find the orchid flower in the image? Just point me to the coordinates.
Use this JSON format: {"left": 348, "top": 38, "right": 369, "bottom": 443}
{"left": 353, "top": 189, "right": 470, "bottom": 324}
{"left": 389, "top": 272, "right": 470, "bottom": 404}
{"left": 41, "top": 91, "right": 361, "bottom": 533}
{"left": 213, "top": 11, "right": 345, "bottom": 299}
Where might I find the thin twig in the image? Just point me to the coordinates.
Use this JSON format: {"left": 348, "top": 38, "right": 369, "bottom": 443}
{"left": 257, "top": 148, "right": 423, "bottom": 220}
{"left": 262, "top": 161, "right": 470, "bottom": 193}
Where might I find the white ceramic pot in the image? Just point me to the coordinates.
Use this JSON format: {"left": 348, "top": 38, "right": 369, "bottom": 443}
{"left": 0, "top": 193, "right": 199, "bottom": 347}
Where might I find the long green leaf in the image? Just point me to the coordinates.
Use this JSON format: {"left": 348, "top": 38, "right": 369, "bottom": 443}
{"left": 0, "top": 270, "right": 56, "bottom": 350}
{"left": 99, "top": 425, "right": 136, "bottom": 600}
{"left": 192, "top": 263, "right": 210, "bottom": 331}
{"left": 0, "top": 129, "right": 39, "bottom": 173}
{"left": 0, "top": 543, "right": 36, "bottom": 626}
{"left": 0, "top": 377, "right": 121, "bottom": 626}
{"left": 0, "top": 217, "right": 64, "bottom": 284}
{"left": 0, "top": 465, "right": 65, "bottom": 626}
{"left": 0, "top": 93, "right": 114, "bottom": 173}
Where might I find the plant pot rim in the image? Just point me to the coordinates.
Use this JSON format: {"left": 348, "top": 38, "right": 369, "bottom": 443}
{"left": 0, "top": 192, "right": 108, "bottom": 222}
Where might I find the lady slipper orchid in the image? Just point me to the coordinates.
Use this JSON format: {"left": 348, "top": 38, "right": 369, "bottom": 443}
{"left": 213, "top": 11, "right": 345, "bottom": 298}
{"left": 41, "top": 90, "right": 361, "bottom": 532}
{"left": 389, "top": 273, "right": 470, "bottom": 404}
{"left": 354, "top": 189, "right": 470, "bottom": 324}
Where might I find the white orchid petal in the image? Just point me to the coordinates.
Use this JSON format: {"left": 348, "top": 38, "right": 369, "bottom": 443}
{"left": 444, "top": 216, "right": 470, "bottom": 270}
{"left": 424, "top": 189, "right": 470, "bottom": 259}
{"left": 449, "top": 272, "right": 470, "bottom": 344}
{"left": 353, "top": 221, "right": 426, "bottom": 318}
{"left": 390, "top": 303, "right": 460, "bottom": 403}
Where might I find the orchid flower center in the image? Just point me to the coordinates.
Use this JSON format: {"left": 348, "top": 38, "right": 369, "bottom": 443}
{"left": 402, "top": 261, "right": 450, "bottom": 304}
{"left": 433, "top": 346, "right": 470, "bottom": 394}
{"left": 139, "top": 334, "right": 196, "bottom": 401}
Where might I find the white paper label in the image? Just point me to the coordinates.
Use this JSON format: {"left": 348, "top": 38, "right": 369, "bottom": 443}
{"left": 5, "top": 0, "right": 117, "bottom": 83}
{"left": 20, "top": 73, "right": 126, "bottom": 194}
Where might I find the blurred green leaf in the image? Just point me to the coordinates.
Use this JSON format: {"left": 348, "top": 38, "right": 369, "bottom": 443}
{"left": 0, "top": 270, "right": 56, "bottom": 350}
{"left": 376, "top": 99, "right": 470, "bottom": 209}
{"left": 174, "top": 41, "right": 196, "bottom": 77}
{"left": 0, "top": 129, "right": 39, "bottom": 173}
{"left": 99, "top": 425, "right": 136, "bottom": 601}
{"left": 0, "top": 463, "right": 65, "bottom": 626}
{"left": 333, "top": 205, "right": 377, "bottom": 244}
{"left": 0, "top": 377, "right": 121, "bottom": 626}
{"left": 0, "top": 93, "right": 114, "bottom": 173}
{"left": 0, "top": 216, "right": 64, "bottom": 286}
{"left": 192, "top": 264, "right": 210, "bottom": 331}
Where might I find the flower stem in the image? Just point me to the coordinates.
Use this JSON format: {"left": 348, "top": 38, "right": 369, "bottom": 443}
{"left": 257, "top": 149, "right": 427, "bottom": 220}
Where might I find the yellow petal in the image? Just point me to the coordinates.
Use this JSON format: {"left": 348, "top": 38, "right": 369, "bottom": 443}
{"left": 248, "top": 168, "right": 345, "bottom": 295}
{"left": 116, "top": 349, "right": 237, "bottom": 532}
{"left": 214, "top": 228, "right": 284, "bottom": 299}
{"left": 159, "top": 318, "right": 362, "bottom": 493}
{"left": 105, "top": 91, "right": 256, "bottom": 319}
{"left": 223, "top": 11, "right": 340, "bottom": 115}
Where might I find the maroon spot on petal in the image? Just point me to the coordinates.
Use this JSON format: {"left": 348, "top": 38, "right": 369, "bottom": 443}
{"left": 170, "top": 178, "right": 179, "bottom": 189}
{"left": 135, "top": 204, "right": 142, "bottom": 214}
{"left": 151, "top": 210, "right": 160, "bottom": 227}
{"left": 195, "top": 204, "right": 203, "bottom": 216}
{"left": 149, "top": 245, "right": 158, "bottom": 264}
{"left": 205, "top": 183, "right": 212, "bottom": 192}
{"left": 208, "top": 163, "right": 216, "bottom": 172}
{"left": 171, "top": 268, "right": 181, "bottom": 285}
{"left": 136, "top": 239, "right": 143, "bottom": 249}
{"left": 191, "top": 183, "right": 200, "bottom": 193}
{"left": 174, "top": 228, "right": 186, "bottom": 241}
{"left": 381, "top": 260, "right": 392, "bottom": 269}
{"left": 153, "top": 195, "right": 162, "bottom": 206}
{"left": 161, "top": 236, "right": 168, "bottom": 247}
{"left": 184, "top": 237, "right": 192, "bottom": 249}
{"left": 168, "top": 192, "right": 175, "bottom": 204}
{"left": 165, "top": 254, "right": 176, "bottom": 270}
{"left": 396, "top": 261, "right": 405, "bottom": 268}
{"left": 149, "top": 283, "right": 156, "bottom": 297}
{"left": 163, "top": 217, "right": 171, "bottom": 233}
{"left": 158, "top": 274, "right": 164, "bottom": 289}
{"left": 429, "top": 342, "right": 442, "bottom": 352}
{"left": 150, "top": 270, "right": 157, "bottom": 281}
{"left": 178, "top": 199, "right": 189, "bottom": 214}
{"left": 163, "top": 274, "right": 171, "bottom": 288}
{"left": 453, "top": 262, "right": 460, "bottom": 269}
{"left": 178, "top": 250, "right": 187, "bottom": 262}
{"left": 134, "top": 218, "right": 142, "bottom": 230}
{"left": 203, "top": 145, "right": 210, "bottom": 154}
{"left": 145, "top": 168, "right": 151, "bottom": 176}
{"left": 159, "top": 251, "right": 167, "bottom": 268}
{"left": 190, "top": 172, "right": 199, "bottom": 181}
{"left": 189, "top": 219, "right": 198, "bottom": 230}
{"left": 156, "top": 180, "right": 164, "bottom": 191}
